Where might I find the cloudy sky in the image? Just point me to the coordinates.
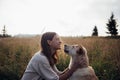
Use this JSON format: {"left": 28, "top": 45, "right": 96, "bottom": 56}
{"left": 0, "top": 0, "right": 120, "bottom": 36}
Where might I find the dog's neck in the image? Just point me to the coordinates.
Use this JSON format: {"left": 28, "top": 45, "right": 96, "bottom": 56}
{"left": 68, "top": 56, "right": 88, "bottom": 69}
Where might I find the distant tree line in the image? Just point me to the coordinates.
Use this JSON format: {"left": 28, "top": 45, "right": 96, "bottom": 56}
{"left": 0, "top": 25, "right": 11, "bottom": 38}
{"left": 92, "top": 12, "right": 119, "bottom": 37}
{"left": 0, "top": 13, "right": 119, "bottom": 38}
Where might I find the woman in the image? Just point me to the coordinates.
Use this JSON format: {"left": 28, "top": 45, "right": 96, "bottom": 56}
{"left": 21, "top": 32, "right": 85, "bottom": 80}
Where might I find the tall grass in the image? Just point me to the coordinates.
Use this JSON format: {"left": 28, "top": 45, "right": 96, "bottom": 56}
{"left": 0, "top": 36, "right": 120, "bottom": 80}
{"left": 0, "top": 37, "right": 40, "bottom": 80}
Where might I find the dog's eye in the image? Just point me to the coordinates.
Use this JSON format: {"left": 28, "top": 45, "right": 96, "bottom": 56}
{"left": 77, "top": 48, "right": 83, "bottom": 55}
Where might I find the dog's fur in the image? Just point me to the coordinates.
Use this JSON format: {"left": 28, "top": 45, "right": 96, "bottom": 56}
{"left": 64, "top": 44, "right": 98, "bottom": 80}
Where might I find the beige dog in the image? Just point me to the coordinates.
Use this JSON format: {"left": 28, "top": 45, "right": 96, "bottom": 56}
{"left": 64, "top": 44, "right": 98, "bottom": 80}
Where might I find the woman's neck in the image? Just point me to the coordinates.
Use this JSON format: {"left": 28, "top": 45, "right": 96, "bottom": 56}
{"left": 50, "top": 48, "right": 56, "bottom": 55}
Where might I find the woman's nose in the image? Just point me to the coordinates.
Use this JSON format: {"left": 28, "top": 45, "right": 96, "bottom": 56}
{"left": 59, "top": 40, "right": 62, "bottom": 44}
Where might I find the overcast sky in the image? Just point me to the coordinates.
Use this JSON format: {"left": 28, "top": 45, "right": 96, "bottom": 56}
{"left": 0, "top": 0, "right": 120, "bottom": 36}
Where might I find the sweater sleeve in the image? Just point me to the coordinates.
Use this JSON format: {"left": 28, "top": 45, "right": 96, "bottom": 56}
{"left": 38, "top": 62, "right": 59, "bottom": 80}
{"left": 53, "top": 65, "right": 62, "bottom": 75}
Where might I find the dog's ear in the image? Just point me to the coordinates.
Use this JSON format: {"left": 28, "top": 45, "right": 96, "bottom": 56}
{"left": 77, "top": 46, "right": 84, "bottom": 55}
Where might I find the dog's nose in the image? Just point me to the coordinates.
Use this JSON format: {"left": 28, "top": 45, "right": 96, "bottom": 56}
{"left": 64, "top": 44, "right": 67, "bottom": 47}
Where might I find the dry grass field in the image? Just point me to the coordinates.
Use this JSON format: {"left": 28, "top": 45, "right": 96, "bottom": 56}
{"left": 0, "top": 36, "right": 120, "bottom": 80}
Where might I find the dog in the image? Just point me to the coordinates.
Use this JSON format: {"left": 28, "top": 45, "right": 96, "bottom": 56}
{"left": 64, "top": 44, "right": 98, "bottom": 80}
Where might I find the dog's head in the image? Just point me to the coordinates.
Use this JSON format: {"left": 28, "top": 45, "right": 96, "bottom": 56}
{"left": 64, "top": 44, "right": 89, "bottom": 66}
{"left": 64, "top": 44, "right": 86, "bottom": 56}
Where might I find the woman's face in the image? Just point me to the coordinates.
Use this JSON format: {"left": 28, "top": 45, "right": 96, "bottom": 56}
{"left": 48, "top": 34, "right": 62, "bottom": 50}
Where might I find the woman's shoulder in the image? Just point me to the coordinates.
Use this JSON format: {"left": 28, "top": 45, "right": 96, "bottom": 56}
{"left": 32, "top": 51, "right": 49, "bottom": 64}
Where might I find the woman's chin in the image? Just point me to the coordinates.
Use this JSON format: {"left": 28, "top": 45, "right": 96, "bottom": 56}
{"left": 57, "top": 47, "right": 61, "bottom": 50}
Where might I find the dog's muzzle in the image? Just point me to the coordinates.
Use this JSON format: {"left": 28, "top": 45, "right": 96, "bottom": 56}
{"left": 64, "top": 45, "right": 69, "bottom": 53}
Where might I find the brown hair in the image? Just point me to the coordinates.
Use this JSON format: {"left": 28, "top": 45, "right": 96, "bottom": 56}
{"left": 41, "top": 32, "right": 58, "bottom": 67}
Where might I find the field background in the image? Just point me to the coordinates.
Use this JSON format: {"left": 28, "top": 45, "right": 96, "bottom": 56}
{"left": 0, "top": 36, "right": 120, "bottom": 80}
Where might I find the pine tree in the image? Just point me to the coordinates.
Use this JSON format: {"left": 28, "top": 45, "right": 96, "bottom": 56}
{"left": 92, "top": 25, "right": 98, "bottom": 36}
{"left": 0, "top": 25, "right": 11, "bottom": 38}
{"left": 106, "top": 13, "right": 118, "bottom": 36}
{"left": 2, "top": 25, "right": 6, "bottom": 37}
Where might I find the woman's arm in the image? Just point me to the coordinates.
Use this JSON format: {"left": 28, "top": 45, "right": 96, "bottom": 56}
{"left": 58, "top": 55, "right": 86, "bottom": 80}
{"left": 53, "top": 65, "right": 76, "bottom": 80}
{"left": 58, "top": 66, "right": 77, "bottom": 80}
